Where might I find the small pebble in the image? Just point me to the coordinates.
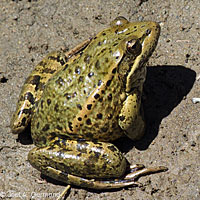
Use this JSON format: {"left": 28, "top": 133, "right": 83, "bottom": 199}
{"left": 192, "top": 98, "right": 200, "bottom": 104}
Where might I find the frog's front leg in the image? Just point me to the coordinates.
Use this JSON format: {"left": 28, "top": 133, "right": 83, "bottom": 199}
{"left": 119, "top": 91, "right": 145, "bottom": 140}
{"left": 10, "top": 38, "right": 91, "bottom": 134}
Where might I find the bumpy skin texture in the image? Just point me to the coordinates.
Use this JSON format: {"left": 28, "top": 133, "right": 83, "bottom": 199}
{"left": 28, "top": 138, "right": 127, "bottom": 179}
{"left": 11, "top": 17, "right": 162, "bottom": 189}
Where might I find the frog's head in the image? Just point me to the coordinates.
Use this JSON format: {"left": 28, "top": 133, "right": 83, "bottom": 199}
{"left": 109, "top": 16, "right": 161, "bottom": 92}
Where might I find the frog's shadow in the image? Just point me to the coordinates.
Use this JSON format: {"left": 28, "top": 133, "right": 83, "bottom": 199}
{"left": 114, "top": 65, "right": 196, "bottom": 152}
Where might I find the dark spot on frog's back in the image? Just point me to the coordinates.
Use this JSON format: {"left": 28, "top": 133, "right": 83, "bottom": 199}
{"left": 68, "top": 121, "right": 73, "bottom": 132}
{"left": 94, "top": 93, "right": 100, "bottom": 99}
{"left": 36, "top": 136, "right": 46, "bottom": 146}
{"left": 28, "top": 75, "right": 40, "bottom": 87}
{"left": 87, "top": 104, "right": 92, "bottom": 110}
{"left": 48, "top": 54, "right": 66, "bottom": 66}
{"left": 77, "top": 117, "right": 82, "bottom": 121}
{"left": 56, "top": 77, "right": 65, "bottom": 86}
{"left": 99, "top": 97, "right": 103, "bottom": 102}
{"left": 119, "top": 115, "right": 125, "bottom": 121}
{"left": 108, "top": 93, "right": 112, "bottom": 100}
{"left": 64, "top": 93, "right": 71, "bottom": 100}
{"left": 112, "top": 67, "right": 117, "bottom": 74}
{"left": 95, "top": 60, "right": 100, "bottom": 69}
{"left": 85, "top": 132, "right": 93, "bottom": 138}
{"left": 98, "top": 41, "right": 103, "bottom": 46}
{"left": 42, "top": 68, "right": 56, "bottom": 74}
{"left": 101, "top": 127, "right": 108, "bottom": 132}
{"left": 54, "top": 103, "right": 59, "bottom": 112}
{"left": 88, "top": 72, "right": 94, "bottom": 78}
{"left": 36, "top": 82, "right": 45, "bottom": 91}
{"left": 58, "top": 57, "right": 66, "bottom": 66}
{"left": 62, "top": 64, "right": 68, "bottom": 71}
{"left": 49, "top": 132, "right": 57, "bottom": 141}
{"left": 102, "top": 162, "right": 107, "bottom": 172}
{"left": 88, "top": 154, "right": 99, "bottom": 163}
{"left": 84, "top": 55, "right": 90, "bottom": 64}
{"left": 56, "top": 125, "right": 63, "bottom": 131}
{"left": 98, "top": 80, "right": 102, "bottom": 86}
{"left": 105, "top": 57, "right": 109, "bottom": 63}
{"left": 94, "top": 151, "right": 101, "bottom": 159}
{"left": 20, "top": 108, "right": 31, "bottom": 115}
{"left": 75, "top": 66, "right": 81, "bottom": 74}
{"left": 42, "top": 124, "right": 50, "bottom": 132}
{"left": 77, "top": 104, "right": 82, "bottom": 110}
{"left": 25, "top": 92, "right": 35, "bottom": 105}
{"left": 97, "top": 113, "right": 102, "bottom": 119}
{"left": 40, "top": 100, "right": 44, "bottom": 109}
{"left": 108, "top": 145, "right": 118, "bottom": 152}
{"left": 78, "top": 76, "right": 84, "bottom": 83}
{"left": 47, "top": 99, "right": 51, "bottom": 106}
{"left": 106, "top": 79, "right": 112, "bottom": 87}
{"left": 38, "top": 60, "right": 47, "bottom": 67}
{"left": 86, "top": 119, "right": 92, "bottom": 125}
{"left": 72, "top": 92, "right": 77, "bottom": 98}
{"left": 108, "top": 114, "right": 113, "bottom": 119}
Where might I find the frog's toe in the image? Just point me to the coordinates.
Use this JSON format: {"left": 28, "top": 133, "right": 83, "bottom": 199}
{"left": 124, "top": 164, "right": 168, "bottom": 180}
{"left": 47, "top": 166, "right": 141, "bottom": 189}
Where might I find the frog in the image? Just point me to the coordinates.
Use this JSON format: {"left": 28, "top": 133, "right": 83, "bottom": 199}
{"left": 11, "top": 16, "right": 167, "bottom": 193}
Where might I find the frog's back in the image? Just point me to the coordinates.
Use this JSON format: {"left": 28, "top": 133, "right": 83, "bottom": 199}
{"left": 31, "top": 34, "right": 126, "bottom": 146}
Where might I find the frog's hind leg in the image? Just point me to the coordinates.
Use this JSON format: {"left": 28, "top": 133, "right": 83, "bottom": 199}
{"left": 10, "top": 39, "right": 92, "bottom": 134}
{"left": 47, "top": 164, "right": 167, "bottom": 190}
{"left": 28, "top": 138, "right": 167, "bottom": 190}
{"left": 10, "top": 51, "right": 69, "bottom": 134}
{"left": 124, "top": 164, "right": 168, "bottom": 180}
{"left": 53, "top": 164, "right": 167, "bottom": 200}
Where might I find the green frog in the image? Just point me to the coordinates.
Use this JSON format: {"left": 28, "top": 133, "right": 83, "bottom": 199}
{"left": 11, "top": 16, "right": 167, "bottom": 191}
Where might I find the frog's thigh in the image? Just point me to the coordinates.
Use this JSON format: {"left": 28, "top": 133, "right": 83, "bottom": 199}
{"left": 10, "top": 51, "right": 68, "bottom": 134}
{"left": 28, "top": 138, "right": 127, "bottom": 184}
{"left": 119, "top": 92, "right": 145, "bottom": 140}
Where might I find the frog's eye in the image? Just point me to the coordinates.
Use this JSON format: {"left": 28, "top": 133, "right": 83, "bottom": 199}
{"left": 111, "top": 16, "right": 129, "bottom": 27}
{"left": 126, "top": 39, "right": 142, "bottom": 55}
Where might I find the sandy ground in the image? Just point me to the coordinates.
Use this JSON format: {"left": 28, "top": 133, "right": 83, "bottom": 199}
{"left": 0, "top": 0, "right": 199, "bottom": 200}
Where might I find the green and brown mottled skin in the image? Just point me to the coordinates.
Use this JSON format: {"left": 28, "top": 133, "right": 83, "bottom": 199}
{"left": 11, "top": 17, "right": 167, "bottom": 190}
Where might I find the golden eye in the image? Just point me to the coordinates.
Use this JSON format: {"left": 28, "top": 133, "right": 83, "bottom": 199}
{"left": 126, "top": 39, "right": 142, "bottom": 55}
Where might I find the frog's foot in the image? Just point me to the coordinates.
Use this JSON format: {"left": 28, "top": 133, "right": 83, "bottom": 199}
{"left": 125, "top": 164, "right": 168, "bottom": 180}
{"left": 47, "top": 165, "right": 167, "bottom": 190}
{"left": 47, "top": 166, "right": 141, "bottom": 190}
